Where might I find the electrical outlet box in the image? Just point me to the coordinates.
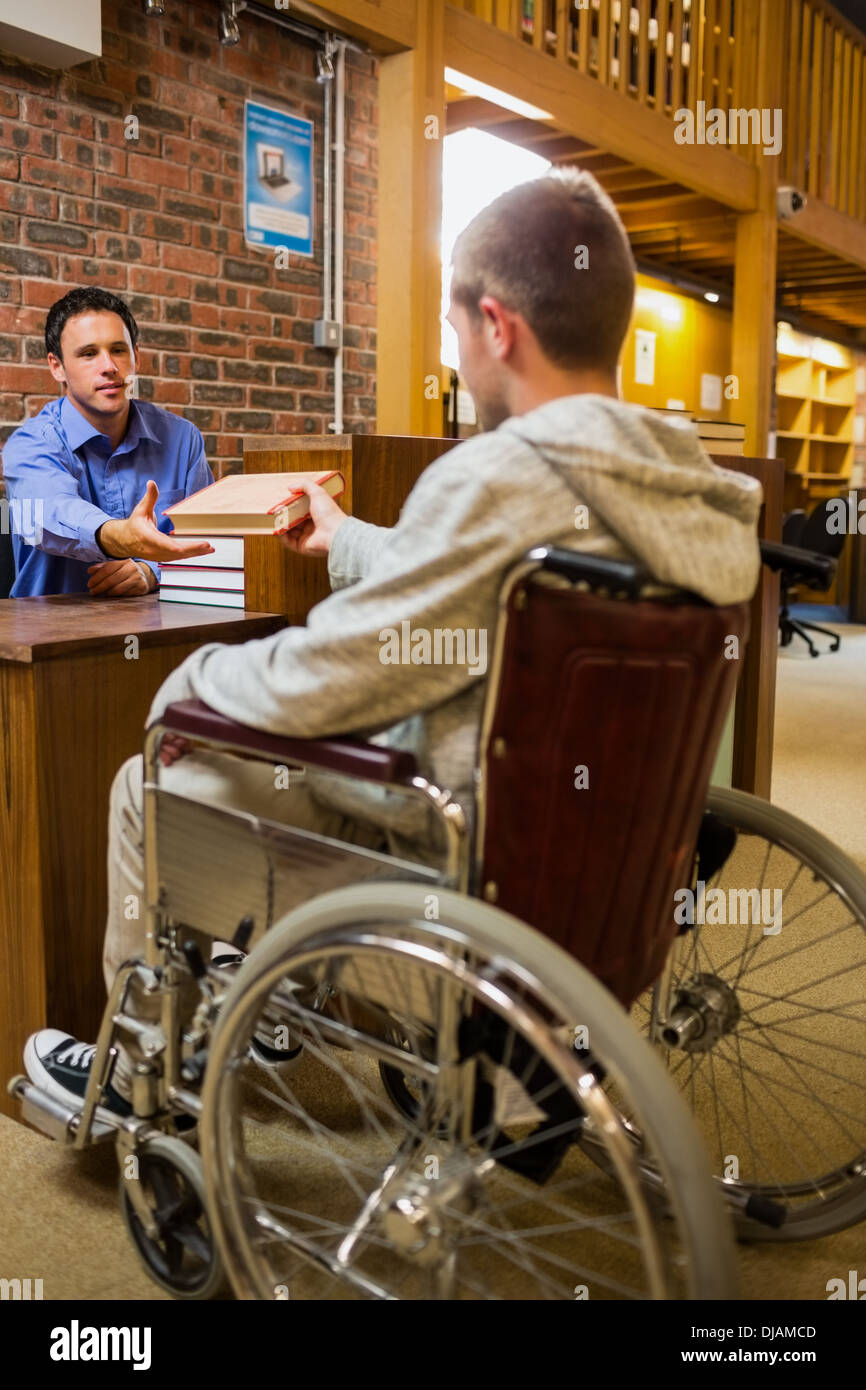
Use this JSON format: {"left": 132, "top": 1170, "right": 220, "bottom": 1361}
{"left": 314, "top": 320, "right": 342, "bottom": 350}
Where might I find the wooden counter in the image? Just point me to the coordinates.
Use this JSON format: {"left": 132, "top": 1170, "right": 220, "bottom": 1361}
{"left": 0, "top": 595, "right": 286, "bottom": 1118}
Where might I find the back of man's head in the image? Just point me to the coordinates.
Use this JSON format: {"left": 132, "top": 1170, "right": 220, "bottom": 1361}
{"left": 450, "top": 168, "right": 635, "bottom": 374}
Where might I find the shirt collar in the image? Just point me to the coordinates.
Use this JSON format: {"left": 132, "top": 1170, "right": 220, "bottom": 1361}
{"left": 60, "top": 395, "right": 157, "bottom": 454}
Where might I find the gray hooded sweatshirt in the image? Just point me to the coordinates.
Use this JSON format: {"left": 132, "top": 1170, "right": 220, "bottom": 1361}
{"left": 147, "top": 395, "right": 763, "bottom": 855}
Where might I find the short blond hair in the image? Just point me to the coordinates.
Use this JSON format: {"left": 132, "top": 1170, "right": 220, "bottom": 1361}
{"left": 450, "top": 168, "right": 635, "bottom": 371}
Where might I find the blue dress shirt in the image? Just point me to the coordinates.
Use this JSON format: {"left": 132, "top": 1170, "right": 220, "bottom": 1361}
{"left": 1, "top": 395, "right": 213, "bottom": 596}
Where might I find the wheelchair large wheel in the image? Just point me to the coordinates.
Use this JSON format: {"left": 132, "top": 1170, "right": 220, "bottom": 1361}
{"left": 634, "top": 787, "right": 866, "bottom": 1242}
{"left": 200, "top": 884, "right": 738, "bottom": 1300}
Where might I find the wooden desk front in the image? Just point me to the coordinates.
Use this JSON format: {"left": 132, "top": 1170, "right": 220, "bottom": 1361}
{"left": 0, "top": 596, "right": 286, "bottom": 1118}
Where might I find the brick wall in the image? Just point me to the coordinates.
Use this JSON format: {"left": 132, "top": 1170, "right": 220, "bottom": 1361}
{"left": 0, "top": 0, "right": 378, "bottom": 476}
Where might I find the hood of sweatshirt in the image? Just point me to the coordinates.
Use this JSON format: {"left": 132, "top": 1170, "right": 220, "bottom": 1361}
{"left": 501, "top": 394, "right": 763, "bottom": 604}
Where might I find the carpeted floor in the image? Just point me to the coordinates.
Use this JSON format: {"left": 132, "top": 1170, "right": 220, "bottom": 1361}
{"left": 1, "top": 620, "right": 864, "bottom": 1301}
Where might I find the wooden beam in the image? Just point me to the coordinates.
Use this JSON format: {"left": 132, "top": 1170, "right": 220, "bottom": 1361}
{"left": 444, "top": 4, "right": 759, "bottom": 209}
{"left": 783, "top": 198, "right": 866, "bottom": 276}
{"left": 377, "top": 0, "right": 445, "bottom": 435}
{"left": 732, "top": 210, "right": 777, "bottom": 457}
{"left": 288, "top": 0, "right": 416, "bottom": 51}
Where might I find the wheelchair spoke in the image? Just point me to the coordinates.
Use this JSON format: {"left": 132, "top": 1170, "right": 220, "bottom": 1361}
{"left": 203, "top": 910, "right": 714, "bottom": 1300}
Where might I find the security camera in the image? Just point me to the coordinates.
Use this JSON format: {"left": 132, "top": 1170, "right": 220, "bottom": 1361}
{"left": 777, "top": 187, "right": 807, "bottom": 220}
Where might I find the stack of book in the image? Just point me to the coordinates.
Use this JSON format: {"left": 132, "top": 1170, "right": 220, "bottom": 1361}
{"left": 652, "top": 409, "right": 746, "bottom": 456}
{"left": 157, "top": 469, "right": 346, "bottom": 609}
{"left": 159, "top": 536, "right": 245, "bottom": 609}
{"left": 694, "top": 419, "right": 746, "bottom": 456}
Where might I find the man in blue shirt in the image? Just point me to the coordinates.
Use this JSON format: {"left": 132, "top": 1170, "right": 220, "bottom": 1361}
{"left": 2, "top": 286, "right": 215, "bottom": 597}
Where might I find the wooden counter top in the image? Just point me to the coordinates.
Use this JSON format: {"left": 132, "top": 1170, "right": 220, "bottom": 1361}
{"left": 0, "top": 594, "right": 286, "bottom": 662}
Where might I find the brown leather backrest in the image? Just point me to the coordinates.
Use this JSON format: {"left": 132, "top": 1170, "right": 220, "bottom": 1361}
{"left": 478, "top": 578, "right": 750, "bottom": 1007}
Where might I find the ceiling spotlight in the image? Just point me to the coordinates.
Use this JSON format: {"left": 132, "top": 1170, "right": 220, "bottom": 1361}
{"left": 704, "top": 292, "right": 720, "bottom": 303}
{"left": 219, "top": 1, "right": 241, "bottom": 46}
{"left": 142, "top": 0, "right": 165, "bottom": 15}
{"left": 316, "top": 50, "right": 335, "bottom": 83}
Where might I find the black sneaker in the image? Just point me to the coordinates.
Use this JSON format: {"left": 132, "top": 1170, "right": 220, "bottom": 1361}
{"left": 212, "top": 956, "right": 304, "bottom": 1072}
{"left": 23, "top": 1029, "right": 131, "bottom": 1116}
{"left": 249, "top": 1031, "right": 304, "bottom": 1070}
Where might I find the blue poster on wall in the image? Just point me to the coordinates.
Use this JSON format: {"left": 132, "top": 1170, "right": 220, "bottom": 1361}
{"left": 243, "top": 100, "right": 314, "bottom": 257}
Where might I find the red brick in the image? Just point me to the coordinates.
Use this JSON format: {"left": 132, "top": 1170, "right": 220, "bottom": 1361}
{"left": 188, "top": 301, "right": 220, "bottom": 329}
{"left": 162, "top": 244, "right": 218, "bottom": 275}
{"left": 0, "top": 304, "right": 49, "bottom": 335}
{"left": 192, "top": 329, "right": 246, "bottom": 358}
{"left": 21, "top": 94, "right": 95, "bottom": 135}
{"left": 21, "top": 278, "right": 75, "bottom": 308}
{"left": 162, "top": 134, "right": 220, "bottom": 172}
{"left": 22, "top": 156, "right": 93, "bottom": 196}
{"left": 0, "top": 153, "right": 19, "bottom": 180}
{"left": 137, "top": 350, "right": 160, "bottom": 376}
{"left": 26, "top": 395, "right": 54, "bottom": 415}
{"left": 0, "top": 183, "right": 58, "bottom": 218}
{"left": 150, "top": 379, "right": 191, "bottom": 404}
{"left": 93, "top": 144, "right": 128, "bottom": 177}
{"left": 0, "top": 91, "right": 18, "bottom": 118}
{"left": 129, "top": 266, "right": 191, "bottom": 298}
{"left": 94, "top": 231, "right": 160, "bottom": 265}
{"left": 160, "top": 79, "right": 223, "bottom": 122}
{"left": 217, "top": 306, "right": 270, "bottom": 336}
{"left": 58, "top": 255, "right": 127, "bottom": 289}
{"left": 0, "top": 392, "right": 24, "bottom": 416}
{"left": 0, "top": 364, "right": 54, "bottom": 393}
{"left": 127, "top": 151, "right": 190, "bottom": 190}
{"left": 125, "top": 40, "right": 192, "bottom": 84}
{"left": 59, "top": 196, "right": 128, "bottom": 232}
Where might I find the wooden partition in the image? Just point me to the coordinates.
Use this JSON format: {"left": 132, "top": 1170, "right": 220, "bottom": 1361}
{"left": 242, "top": 434, "right": 458, "bottom": 619}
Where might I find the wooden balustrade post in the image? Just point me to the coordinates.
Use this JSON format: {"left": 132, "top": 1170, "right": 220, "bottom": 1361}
{"left": 377, "top": 0, "right": 446, "bottom": 436}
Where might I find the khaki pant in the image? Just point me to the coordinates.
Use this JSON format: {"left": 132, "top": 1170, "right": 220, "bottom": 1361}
{"left": 104, "top": 750, "right": 387, "bottom": 994}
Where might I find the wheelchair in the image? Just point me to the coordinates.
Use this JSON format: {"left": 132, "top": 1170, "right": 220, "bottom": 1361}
{"left": 10, "top": 540, "right": 866, "bottom": 1300}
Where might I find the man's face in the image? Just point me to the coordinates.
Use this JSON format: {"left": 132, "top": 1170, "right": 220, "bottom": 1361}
{"left": 48, "top": 311, "right": 139, "bottom": 425}
{"left": 446, "top": 291, "right": 511, "bottom": 432}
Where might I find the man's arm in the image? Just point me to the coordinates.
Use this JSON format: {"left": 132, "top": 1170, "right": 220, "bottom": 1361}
{"left": 2, "top": 436, "right": 124, "bottom": 564}
{"left": 279, "top": 479, "right": 393, "bottom": 591}
{"left": 146, "top": 444, "right": 520, "bottom": 736}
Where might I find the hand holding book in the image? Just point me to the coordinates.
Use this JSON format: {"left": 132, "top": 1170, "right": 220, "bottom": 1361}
{"left": 278, "top": 479, "right": 349, "bottom": 558}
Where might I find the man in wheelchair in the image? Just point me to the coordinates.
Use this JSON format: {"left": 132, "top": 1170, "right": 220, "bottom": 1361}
{"left": 23, "top": 168, "right": 762, "bottom": 1138}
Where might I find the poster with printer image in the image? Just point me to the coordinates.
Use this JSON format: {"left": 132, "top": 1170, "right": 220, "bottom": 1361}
{"left": 243, "top": 99, "right": 314, "bottom": 257}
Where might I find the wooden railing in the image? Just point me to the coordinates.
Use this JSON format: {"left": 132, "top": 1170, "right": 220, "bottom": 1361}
{"left": 780, "top": 0, "right": 866, "bottom": 222}
{"left": 449, "top": 2, "right": 866, "bottom": 222}
{"left": 450, "top": 1, "right": 760, "bottom": 115}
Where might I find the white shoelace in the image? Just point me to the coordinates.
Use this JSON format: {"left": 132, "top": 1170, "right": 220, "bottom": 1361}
{"left": 55, "top": 1041, "right": 97, "bottom": 1069}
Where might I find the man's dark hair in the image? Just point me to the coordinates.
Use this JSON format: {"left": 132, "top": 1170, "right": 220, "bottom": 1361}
{"left": 45, "top": 287, "right": 139, "bottom": 360}
{"left": 450, "top": 168, "right": 636, "bottom": 373}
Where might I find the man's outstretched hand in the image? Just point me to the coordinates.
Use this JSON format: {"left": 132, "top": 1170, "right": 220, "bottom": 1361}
{"left": 97, "top": 481, "right": 215, "bottom": 563}
{"left": 280, "top": 480, "right": 348, "bottom": 558}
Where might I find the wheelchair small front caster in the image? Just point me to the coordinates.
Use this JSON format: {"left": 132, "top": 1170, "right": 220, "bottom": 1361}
{"left": 119, "top": 1135, "right": 227, "bottom": 1299}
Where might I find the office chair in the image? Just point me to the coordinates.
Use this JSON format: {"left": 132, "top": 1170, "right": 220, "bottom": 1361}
{"left": 779, "top": 497, "right": 846, "bottom": 656}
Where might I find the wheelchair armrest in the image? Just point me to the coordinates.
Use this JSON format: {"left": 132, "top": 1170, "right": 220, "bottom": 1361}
{"left": 531, "top": 545, "right": 651, "bottom": 597}
{"left": 157, "top": 699, "right": 420, "bottom": 785}
{"left": 759, "top": 541, "right": 836, "bottom": 591}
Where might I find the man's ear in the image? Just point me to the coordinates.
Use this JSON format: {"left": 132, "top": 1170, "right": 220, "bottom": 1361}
{"left": 478, "top": 295, "right": 516, "bottom": 359}
{"left": 47, "top": 351, "right": 65, "bottom": 386}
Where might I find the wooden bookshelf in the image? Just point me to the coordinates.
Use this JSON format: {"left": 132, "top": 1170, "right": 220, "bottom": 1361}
{"left": 775, "top": 328, "right": 856, "bottom": 606}
{"left": 775, "top": 329, "right": 856, "bottom": 500}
